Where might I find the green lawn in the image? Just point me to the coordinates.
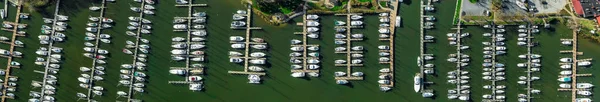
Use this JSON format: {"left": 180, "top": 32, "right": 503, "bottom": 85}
{"left": 358, "top": 0, "right": 372, "bottom": 2}
{"left": 379, "top": 1, "right": 387, "bottom": 8}
{"left": 280, "top": 7, "right": 292, "bottom": 14}
{"left": 453, "top": 0, "right": 463, "bottom": 25}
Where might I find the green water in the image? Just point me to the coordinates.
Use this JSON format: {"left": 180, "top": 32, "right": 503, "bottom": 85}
{"left": 0, "top": 0, "right": 599, "bottom": 101}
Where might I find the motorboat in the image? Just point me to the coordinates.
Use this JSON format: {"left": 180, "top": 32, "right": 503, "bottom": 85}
{"left": 252, "top": 44, "right": 267, "bottom": 50}
{"left": 336, "top": 80, "right": 348, "bottom": 85}
{"left": 350, "top": 21, "right": 363, "bottom": 26}
{"left": 351, "top": 46, "right": 363, "bottom": 51}
{"left": 380, "top": 17, "right": 389, "bottom": 22}
{"left": 248, "top": 74, "right": 261, "bottom": 84}
{"left": 422, "top": 92, "right": 434, "bottom": 98}
{"left": 307, "top": 20, "right": 319, "bottom": 26}
{"left": 191, "top": 57, "right": 204, "bottom": 62}
{"left": 562, "top": 40, "right": 573, "bottom": 45}
{"left": 578, "top": 61, "right": 592, "bottom": 67}
{"left": 414, "top": 73, "right": 422, "bottom": 92}
{"left": 560, "top": 71, "right": 573, "bottom": 75}
{"left": 576, "top": 98, "right": 592, "bottom": 102}
{"left": 350, "top": 15, "right": 363, "bottom": 20}
{"left": 307, "top": 27, "right": 319, "bottom": 32}
{"left": 335, "top": 27, "right": 346, "bottom": 32}
{"left": 249, "top": 66, "right": 264, "bottom": 72}
{"left": 130, "top": 7, "right": 141, "bottom": 12}
{"left": 191, "top": 37, "right": 205, "bottom": 42}
{"left": 558, "top": 76, "right": 572, "bottom": 82}
{"left": 230, "top": 36, "right": 244, "bottom": 42}
{"left": 335, "top": 34, "right": 346, "bottom": 38}
{"left": 250, "top": 59, "right": 266, "bottom": 64}
{"left": 190, "top": 44, "right": 205, "bottom": 49}
{"left": 306, "top": 14, "right": 319, "bottom": 20}
{"left": 173, "top": 24, "right": 187, "bottom": 29}
{"left": 379, "top": 28, "right": 389, "bottom": 33}
{"left": 231, "top": 21, "right": 246, "bottom": 27}
{"left": 173, "top": 19, "right": 186, "bottom": 24}
{"left": 144, "top": 5, "right": 155, "bottom": 10}
{"left": 561, "top": 64, "right": 571, "bottom": 69}
{"left": 233, "top": 14, "right": 246, "bottom": 20}
{"left": 577, "top": 83, "right": 594, "bottom": 89}
{"left": 250, "top": 52, "right": 266, "bottom": 57}
{"left": 577, "top": 90, "right": 592, "bottom": 96}
{"left": 192, "top": 30, "right": 207, "bottom": 36}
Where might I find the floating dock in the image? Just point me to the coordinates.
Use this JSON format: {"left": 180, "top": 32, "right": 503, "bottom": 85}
{"left": 1, "top": 0, "right": 22, "bottom": 101}
{"left": 37, "top": 0, "right": 62, "bottom": 100}
{"left": 450, "top": 19, "right": 467, "bottom": 98}
{"left": 227, "top": 3, "right": 266, "bottom": 77}
{"left": 333, "top": 0, "right": 363, "bottom": 81}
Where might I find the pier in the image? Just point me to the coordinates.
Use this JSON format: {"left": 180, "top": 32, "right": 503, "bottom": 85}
{"left": 227, "top": 3, "right": 267, "bottom": 77}
{"left": 83, "top": 0, "right": 108, "bottom": 101}
{"left": 0, "top": 0, "right": 22, "bottom": 101}
{"left": 490, "top": 23, "right": 501, "bottom": 102}
{"left": 377, "top": 0, "right": 399, "bottom": 88}
{"left": 333, "top": 0, "right": 363, "bottom": 81}
{"left": 449, "top": 11, "right": 468, "bottom": 99}
{"left": 169, "top": 0, "right": 208, "bottom": 88}
{"left": 564, "top": 29, "right": 593, "bottom": 102}
{"left": 37, "top": 0, "right": 62, "bottom": 100}
{"left": 290, "top": 2, "right": 320, "bottom": 75}
{"left": 125, "top": 0, "right": 149, "bottom": 101}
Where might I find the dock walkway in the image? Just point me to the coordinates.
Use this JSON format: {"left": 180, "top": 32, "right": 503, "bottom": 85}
{"left": 37, "top": 0, "right": 62, "bottom": 100}
{"left": 1, "top": 0, "right": 22, "bottom": 101}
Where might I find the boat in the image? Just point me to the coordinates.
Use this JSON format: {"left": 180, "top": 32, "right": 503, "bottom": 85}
{"left": 173, "top": 19, "right": 186, "bottom": 23}
{"left": 250, "top": 52, "right": 266, "bottom": 57}
{"left": 190, "top": 44, "right": 205, "bottom": 49}
{"left": 169, "top": 69, "right": 186, "bottom": 75}
{"left": 578, "top": 61, "right": 592, "bottom": 67}
{"left": 307, "top": 27, "right": 319, "bottom": 32}
{"left": 560, "top": 58, "right": 572, "bottom": 63}
{"left": 193, "top": 25, "right": 205, "bottom": 29}
{"left": 144, "top": 5, "right": 155, "bottom": 10}
{"left": 249, "top": 66, "right": 264, "bottom": 72}
{"left": 306, "top": 14, "right": 319, "bottom": 20}
{"left": 560, "top": 84, "right": 571, "bottom": 88}
{"left": 248, "top": 74, "right": 261, "bottom": 84}
{"left": 306, "top": 20, "right": 319, "bottom": 26}
{"left": 350, "top": 15, "right": 363, "bottom": 20}
{"left": 351, "top": 72, "right": 363, "bottom": 77}
{"left": 380, "top": 17, "right": 389, "bottom": 22}
{"left": 191, "top": 37, "right": 205, "bottom": 42}
{"left": 191, "top": 57, "right": 204, "bottom": 62}
{"left": 422, "top": 92, "right": 434, "bottom": 98}
{"left": 101, "top": 18, "right": 113, "bottom": 23}
{"left": 291, "top": 72, "right": 305, "bottom": 78}
{"left": 576, "top": 98, "right": 592, "bottom": 102}
{"left": 335, "top": 27, "right": 346, "bottom": 32}
{"left": 230, "top": 58, "right": 243, "bottom": 63}
{"left": 578, "top": 90, "right": 592, "bottom": 96}
{"left": 193, "top": 12, "right": 206, "bottom": 17}
{"left": 173, "top": 24, "right": 187, "bottom": 29}
{"left": 336, "top": 80, "right": 348, "bottom": 85}
{"left": 379, "top": 28, "right": 390, "bottom": 33}
{"left": 350, "top": 21, "right": 363, "bottom": 26}
{"left": 143, "top": 10, "right": 154, "bottom": 15}
{"left": 334, "top": 71, "right": 346, "bottom": 77}
{"left": 233, "top": 14, "right": 245, "bottom": 20}
{"left": 192, "top": 30, "right": 207, "bottom": 36}
{"left": 250, "top": 59, "right": 266, "bottom": 64}
{"left": 414, "top": 73, "right": 422, "bottom": 92}
{"left": 334, "top": 21, "right": 346, "bottom": 26}
{"left": 557, "top": 76, "right": 572, "bottom": 82}
{"left": 252, "top": 44, "right": 267, "bottom": 50}
{"left": 562, "top": 40, "right": 573, "bottom": 45}
{"left": 577, "top": 83, "right": 594, "bottom": 89}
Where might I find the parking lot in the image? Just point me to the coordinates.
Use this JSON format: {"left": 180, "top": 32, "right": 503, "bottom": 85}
{"left": 531, "top": 0, "right": 567, "bottom": 14}
{"left": 461, "top": 0, "right": 492, "bottom": 16}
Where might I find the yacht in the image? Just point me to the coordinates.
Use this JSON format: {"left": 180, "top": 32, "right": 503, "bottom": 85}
{"left": 350, "top": 21, "right": 363, "bottom": 26}
{"left": 306, "top": 15, "right": 319, "bottom": 20}
{"left": 231, "top": 21, "right": 246, "bottom": 27}
{"left": 414, "top": 73, "right": 422, "bottom": 92}
{"left": 172, "top": 37, "right": 185, "bottom": 42}
{"left": 559, "top": 84, "right": 571, "bottom": 88}
{"left": 578, "top": 61, "right": 592, "bottom": 67}
{"left": 561, "top": 64, "right": 572, "bottom": 69}
{"left": 576, "top": 98, "right": 592, "bottom": 102}
{"left": 169, "top": 69, "right": 186, "bottom": 75}
{"left": 422, "top": 92, "right": 434, "bottom": 98}
{"left": 307, "top": 20, "right": 320, "bottom": 27}
{"left": 557, "top": 76, "right": 572, "bottom": 82}
{"left": 577, "top": 90, "right": 592, "bottom": 96}
{"left": 252, "top": 44, "right": 267, "bottom": 50}
{"left": 307, "top": 27, "right": 319, "bottom": 32}
{"left": 336, "top": 80, "right": 348, "bottom": 85}
{"left": 560, "top": 58, "right": 572, "bottom": 63}
{"left": 562, "top": 40, "right": 573, "bottom": 45}
{"left": 250, "top": 52, "right": 266, "bottom": 57}
{"left": 248, "top": 75, "right": 261, "bottom": 84}
{"left": 577, "top": 83, "right": 594, "bottom": 89}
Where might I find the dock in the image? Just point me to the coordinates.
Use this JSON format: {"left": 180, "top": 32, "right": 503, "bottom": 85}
{"left": 37, "top": 0, "right": 62, "bottom": 100}
{"left": 333, "top": 0, "right": 363, "bottom": 81}
{"left": 227, "top": 3, "right": 267, "bottom": 77}
{"left": 378, "top": 0, "right": 399, "bottom": 88}
{"left": 290, "top": 2, "right": 320, "bottom": 76}
{"left": 169, "top": 0, "right": 208, "bottom": 89}
{"left": 524, "top": 24, "right": 535, "bottom": 102}
{"left": 83, "top": 0, "right": 108, "bottom": 101}
{"left": 125, "top": 0, "right": 149, "bottom": 101}
{"left": 563, "top": 28, "right": 593, "bottom": 102}
{"left": 449, "top": 11, "right": 468, "bottom": 99}
{"left": 0, "top": 0, "right": 22, "bottom": 101}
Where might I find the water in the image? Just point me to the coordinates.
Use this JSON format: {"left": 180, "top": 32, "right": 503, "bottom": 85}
{"left": 0, "top": 0, "right": 598, "bottom": 101}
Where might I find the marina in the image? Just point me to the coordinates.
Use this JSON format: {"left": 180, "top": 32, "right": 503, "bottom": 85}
{"left": 557, "top": 23, "right": 595, "bottom": 101}
{"left": 31, "top": 0, "right": 65, "bottom": 101}
{"left": 0, "top": 0, "right": 594, "bottom": 101}
{"left": 446, "top": 17, "right": 470, "bottom": 100}
{"left": 0, "top": 0, "right": 23, "bottom": 101}
{"left": 168, "top": 0, "right": 207, "bottom": 91}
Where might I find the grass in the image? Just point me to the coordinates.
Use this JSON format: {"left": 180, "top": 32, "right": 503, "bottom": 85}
{"left": 379, "top": 1, "right": 387, "bottom": 8}
{"left": 279, "top": 7, "right": 292, "bottom": 14}
{"left": 469, "top": 0, "right": 478, "bottom": 3}
{"left": 358, "top": 0, "right": 372, "bottom": 2}
{"left": 453, "top": 0, "right": 463, "bottom": 25}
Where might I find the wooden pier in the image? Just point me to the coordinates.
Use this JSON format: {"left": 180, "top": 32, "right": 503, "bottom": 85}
{"left": 290, "top": 2, "right": 320, "bottom": 76}
{"left": 83, "top": 0, "right": 108, "bottom": 101}
{"left": 525, "top": 24, "right": 534, "bottom": 102}
{"left": 0, "top": 0, "right": 22, "bottom": 101}
{"left": 378, "top": 0, "right": 399, "bottom": 88}
{"left": 37, "top": 0, "right": 62, "bottom": 100}
{"left": 450, "top": 11, "right": 467, "bottom": 98}
{"left": 333, "top": 0, "right": 363, "bottom": 81}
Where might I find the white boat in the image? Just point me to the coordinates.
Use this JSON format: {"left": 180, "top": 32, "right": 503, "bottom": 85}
{"left": 578, "top": 61, "right": 592, "bottom": 67}
{"left": 306, "top": 20, "right": 319, "bottom": 26}
{"left": 232, "top": 43, "right": 245, "bottom": 49}
{"left": 336, "top": 80, "right": 348, "bottom": 85}
{"left": 578, "top": 90, "right": 592, "bottom": 96}
{"left": 560, "top": 71, "right": 572, "bottom": 75}
{"left": 248, "top": 75, "right": 261, "bottom": 84}
{"left": 171, "top": 50, "right": 186, "bottom": 55}
{"left": 414, "top": 73, "right": 421, "bottom": 92}
{"left": 351, "top": 72, "right": 363, "bottom": 77}
{"left": 250, "top": 52, "right": 266, "bottom": 57}
{"left": 191, "top": 57, "right": 204, "bottom": 62}
{"left": 252, "top": 44, "right": 267, "bottom": 50}
{"left": 576, "top": 98, "right": 592, "bottom": 102}
{"left": 577, "top": 83, "right": 594, "bottom": 89}
{"left": 350, "top": 15, "right": 362, "bottom": 20}
{"left": 560, "top": 58, "right": 572, "bottom": 63}
{"left": 250, "top": 59, "right": 266, "bottom": 64}
{"left": 233, "top": 14, "right": 245, "bottom": 20}
{"left": 306, "top": 15, "right": 318, "bottom": 20}
{"left": 231, "top": 21, "right": 246, "bottom": 27}
{"left": 291, "top": 72, "right": 305, "bottom": 78}
{"left": 559, "top": 84, "right": 571, "bottom": 88}
{"left": 230, "top": 58, "right": 243, "bottom": 63}
{"left": 173, "top": 24, "right": 187, "bottom": 29}
{"left": 190, "top": 44, "right": 205, "bottom": 49}
{"left": 144, "top": 5, "right": 155, "bottom": 10}
{"left": 307, "top": 27, "right": 319, "bottom": 32}
{"left": 170, "top": 69, "right": 186, "bottom": 75}
{"left": 249, "top": 66, "right": 264, "bottom": 72}
{"left": 230, "top": 36, "right": 244, "bottom": 41}
{"left": 422, "top": 92, "right": 434, "bottom": 98}
{"left": 350, "top": 21, "right": 363, "bottom": 26}
{"left": 172, "top": 56, "right": 184, "bottom": 61}
{"left": 379, "top": 28, "right": 390, "bottom": 33}
{"left": 561, "top": 64, "right": 572, "bottom": 69}
{"left": 558, "top": 76, "right": 572, "bottom": 82}
{"left": 191, "top": 37, "right": 205, "bottom": 42}
{"left": 229, "top": 51, "right": 243, "bottom": 56}
{"left": 562, "top": 40, "right": 573, "bottom": 45}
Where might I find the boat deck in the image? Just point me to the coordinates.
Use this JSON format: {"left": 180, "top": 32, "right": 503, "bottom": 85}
{"left": 333, "top": 0, "right": 363, "bottom": 81}
{"left": 227, "top": 3, "right": 267, "bottom": 77}
{"left": 37, "top": 0, "right": 62, "bottom": 100}
{"left": 0, "top": 0, "right": 22, "bottom": 101}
